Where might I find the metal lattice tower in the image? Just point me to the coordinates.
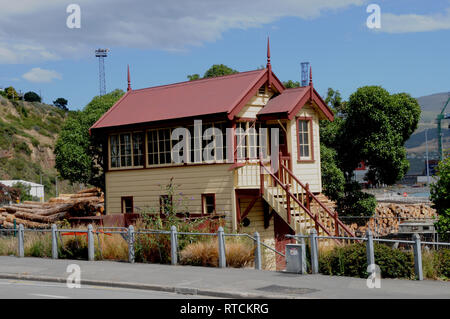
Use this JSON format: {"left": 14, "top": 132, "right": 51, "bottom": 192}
{"left": 301, "top": 62, "right": 310, "bottom": 87}
{"left": 95, "top": 49, "right": 108, "bottom": 96}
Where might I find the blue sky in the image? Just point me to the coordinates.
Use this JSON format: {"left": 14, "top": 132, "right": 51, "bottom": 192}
{"left": 1, "top": 0, "right": 450, "bottom": 110}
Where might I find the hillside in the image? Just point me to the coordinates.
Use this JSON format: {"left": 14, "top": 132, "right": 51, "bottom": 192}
{"left": 403, "top": 92, "right": 450, "bottom": 175}
{"left": 0, "top": 95, "right": 80, "bottom": 199}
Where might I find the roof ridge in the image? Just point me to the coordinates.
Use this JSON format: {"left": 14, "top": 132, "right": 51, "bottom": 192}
{"left": 131, "top": 69, "right": 266, "bottom": 93}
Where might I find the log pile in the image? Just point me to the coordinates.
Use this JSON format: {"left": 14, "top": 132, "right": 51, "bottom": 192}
{"left": 0, "top": 187, "right": 104, "bottom": 228}
{"left": 347, "top": 202, "right": 438, "bottom": 236}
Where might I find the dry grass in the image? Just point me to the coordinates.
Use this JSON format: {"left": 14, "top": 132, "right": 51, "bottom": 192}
{"left": 97, "top": 233, "right": 128, "bottom": 261}
{"left": 0, "top": 235, "right": 17, "bottom": 256}
{"left": 180, "top": 238, "right": 254, "bottom": 268}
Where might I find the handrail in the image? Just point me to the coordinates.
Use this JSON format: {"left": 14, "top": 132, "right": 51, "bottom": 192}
{"left": 279, "top": 162, "right": 355, "bottom": 237}
{"left": 259, "top": 162, "right": 333, "bottom": 237}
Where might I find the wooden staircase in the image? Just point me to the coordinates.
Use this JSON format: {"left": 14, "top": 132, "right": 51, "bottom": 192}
{"left": 259, "top": 157, "right": 354, "bottom": 238}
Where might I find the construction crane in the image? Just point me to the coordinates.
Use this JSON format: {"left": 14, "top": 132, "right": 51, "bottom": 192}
{"left": 437, "top": 95, "right": 450, "bottom": 160}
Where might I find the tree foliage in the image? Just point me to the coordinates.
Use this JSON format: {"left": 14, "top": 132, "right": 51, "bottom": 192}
{"left": 338, "top": 86, "right": 420, "bottom": 185}
{"left": 54, "top": 90, "right": 125, "bottom": 189}
{"left": 53, "top": 98, "right": 68, "bottom": 111}
{"left": 187, "top": 64, "right": 238, "bottom": 81}
{"left": 282, "top": 80, "right": 300, "bottom": 88}
{"left": 4, "top": 86, "right": 18, "bottom": 100}
{"left": 24, "top": 91, "right": 41, "bottom": 103}
{"left": 318, "top": 86, "right": 420, "bottom": 221}
{"left": 430, "top": 157, "right": 450, "bottom": 240}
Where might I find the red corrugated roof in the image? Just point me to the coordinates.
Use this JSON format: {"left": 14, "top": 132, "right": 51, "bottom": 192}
{"left": 91, "top": 69, "right": 268, "bottom": 130}
{"left": 258, "top": 87, "right": 309, "bottom": 115}
{"left": 257, "top": 86, "right": 334, "bottom": 121}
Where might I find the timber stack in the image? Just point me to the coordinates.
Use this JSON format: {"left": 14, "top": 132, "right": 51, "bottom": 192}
{"left": 0, "top": 187, "right": 104, "bottom": 228}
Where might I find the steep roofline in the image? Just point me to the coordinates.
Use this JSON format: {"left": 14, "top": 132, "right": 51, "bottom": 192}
{"left": 90, "top": 89, "right": 132, "bottom": 133}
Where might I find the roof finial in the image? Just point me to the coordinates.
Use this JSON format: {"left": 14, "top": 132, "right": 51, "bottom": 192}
{"left": 309, "top": 65, "right": 313, "bottom": 87}
{"left": 127, "top": 64, "right": 131, "bottom": 91}
{"left": 266, "top": 36, "right": 271, "bottom": 68}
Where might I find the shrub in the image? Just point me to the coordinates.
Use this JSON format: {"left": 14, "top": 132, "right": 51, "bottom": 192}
{"left": 13, "top": 141, "right": 32, "bottom": 155}
{"left": 436, "top": 249, "right": 450, "bottom": 278}
{"left": 179, "top": 238, "right": 254, "bottom": 268}
{"left": 24, "top": 91, "right": 41, "bottom": 103}
{"left": 337, "top": 184, "right": 377, "bottom": 226}
{"left": 319, "top": 242, "right": 414, "bottom": 279}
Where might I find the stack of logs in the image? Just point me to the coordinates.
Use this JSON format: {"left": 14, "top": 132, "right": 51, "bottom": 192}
{"left": 0, "top": 187, "right": 104, "bottom": 228}
{"left": 347, "top": 202, "right": 438, "bottom": 236}
{"left": 312, "top": 195, "right": 438, "bottom": 237}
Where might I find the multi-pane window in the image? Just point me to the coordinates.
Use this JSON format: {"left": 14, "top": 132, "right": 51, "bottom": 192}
{"left": 202, "top": 194, "right": 215, "bottom": 215}
{"left": 110, "top": 132, "right": 144, "bottom": 168}
{"left": 132, "top": 132, "right": 144, "bottom": 166}
{"left": 236, "top": 122, "right": 247, "bottom": 160}
{"left": 236, "top": 122, "right": 265, "bottom": 161}
{"left": 297, "top": 118, "right": 313, "bottom": 161}
{"left": 147, "top": 129, "right": 172, "bottom": 166}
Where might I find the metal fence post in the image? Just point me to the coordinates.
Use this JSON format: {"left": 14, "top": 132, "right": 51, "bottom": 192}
{"left": 18, "top": 224, "right": 24, "bottom": 257}
{"left": 310, "top": 229, "right": 319, "bottom": 274}
{"left": 87, "top": 224, "right": 94, "bottom": 261}
{"left": 254, "top": 232, "right": 262, "bottom": 270}
{"left": 51, "top": 224, "right": 58, "bottom": 259}
{"left": 128, "top": 225, "right": 135, "bottom": 264}
{"left": 366, "top": 229, "right": 375, "bottom": 267}
{"left": 170, "top": 225, "right": 177, "bottom": 265}
{"left": 218, "top": 227, "right": 226, "bottom": 268}
{"left": 413, "top": 234, "right": 423, "bottom": 281}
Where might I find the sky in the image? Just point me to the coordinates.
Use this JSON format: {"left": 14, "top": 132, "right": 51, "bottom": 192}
{"left": 1, "top": 0, "right": 450, "bottom": 110}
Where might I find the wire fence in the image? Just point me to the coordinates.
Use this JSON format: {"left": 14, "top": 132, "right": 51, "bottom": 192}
{"left": 1, "top": 223, "right": 449, "bottom": 281}
{"left": 0, "top": 224, "right": 285, "bottom": 271}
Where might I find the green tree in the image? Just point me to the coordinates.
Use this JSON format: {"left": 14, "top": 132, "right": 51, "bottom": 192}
{"left": 430, "top": 157, "right": 450, "bottom": 241}
{"left": 24, "top": 91, "right": 41, "bottom": 102}
{"left": 54, "top": 90, "right": 125, "bottom": 189}
{"left": 12, "top": 182, "right": 33, "bottom": 202}
{"left": 282, "top": 80, "right": 301, "bottom": 88}
{"left": 187, "top": 64, "right": 238, "bottom": 81}
{"left": 338, "top": 86, "right": 420, "bottom": 185}
{"left": 187, "top": 74, "right": 200, "bottom": 81}
{"left": 4, "top": 86, "right": 18, "bottom": 100}
{"left": 53, "top": 98, "right": 68, "bottom": 111}
{"left": 319, "top": 86, "right": 420, "bottom": 221}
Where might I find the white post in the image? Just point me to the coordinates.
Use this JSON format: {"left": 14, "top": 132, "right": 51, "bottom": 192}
{"left": 254, "top": 232, "right": 262, "bottom": 270}
{"left": 87, "top": 224, "right": 94, "bottom": 261}
{"left": 218, "top": 227, "right": 226, "bottom": 268}
{"left": 170, "top": 225, "right": 178, "bottom": 265}
{"left": 18, "top": 224, "right": 24, "bottom": 258}
{"left": 51, "top": 224, "right": 58, "bottom": 259}
{"left": 128, "top": 225, "right": 135, "bottom": 264}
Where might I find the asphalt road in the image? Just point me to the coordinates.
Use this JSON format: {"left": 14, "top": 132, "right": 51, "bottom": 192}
{"left": 0, "top": 279, "right": 214, "bottom": 299}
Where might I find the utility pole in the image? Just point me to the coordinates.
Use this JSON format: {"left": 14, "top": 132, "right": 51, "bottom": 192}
{"left": 425, "top": 129, "right": 430, "bottom": 185}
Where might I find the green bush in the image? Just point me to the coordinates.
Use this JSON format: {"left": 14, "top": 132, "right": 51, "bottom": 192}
{"left": 436, "top": 249, "right": 450, "bottom": 278}
{"left": 319, "top": 243, "right": 414, "bottom": 279}
{"left": 337, "top": 185, "right": 377, "bottom": 226}
{"left": 14, "top": 141, "right": 31, "bottom": 155}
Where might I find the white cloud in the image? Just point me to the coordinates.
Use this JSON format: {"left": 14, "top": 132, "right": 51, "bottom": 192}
{"left": 22, "top": 67, "right": 62, "bottom": 83}
{"left": 380, "top": 9, "right": 450, "bottom": 33}
{"left": 0, "top": 0, "right": 365, "bottom": 64}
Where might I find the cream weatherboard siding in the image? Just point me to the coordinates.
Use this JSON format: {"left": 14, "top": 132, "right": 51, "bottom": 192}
{"left": 105, "top": 164, "right": 235, "bottom": 229}
{"left": 287, "top": 104, "right": 322, "bottom": 193}
{"left": 236, "top": 89, "right": 273, "bottom": 119}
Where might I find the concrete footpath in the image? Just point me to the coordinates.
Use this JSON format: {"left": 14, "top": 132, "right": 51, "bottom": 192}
{"left": 0, "top": 256, "right": 449, "bottom": 299}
